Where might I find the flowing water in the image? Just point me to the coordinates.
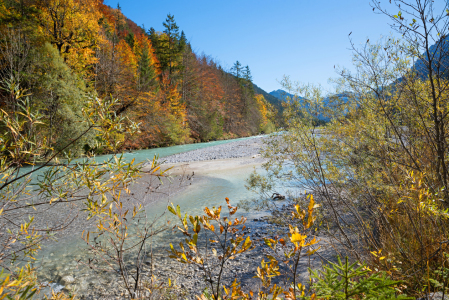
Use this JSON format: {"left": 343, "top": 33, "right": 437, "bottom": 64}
{"left": 32, "top": 137, "right": 269, "bottom": 297}
{"left": 93, "top": 136, "right": 261, "bottom": 164}
{"left": 17, "top": 135, "right": 261, "bottom": 180}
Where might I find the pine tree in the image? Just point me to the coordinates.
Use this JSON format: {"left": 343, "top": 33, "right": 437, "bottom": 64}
{"left": 125, "top": 32, "right": 135, "bottom": 48}
{"left": 179, "top": 30, "right": 187, "bottom": 52}
{"left": 163, "top": 14, "right": 180, "bottom": 41}
{"left": 243, "top": 65, "right": 252, "bottom": 82}
{"left": 163, "top": 14, "right": 180, "bottom": 76}
{"left": 137, "top": 44, "right": 157, "bottom": 92}
{"left": 231, "top": 61, "right": 242, "bottom": 79}
{"left": 148, "top": 27, "right": 156, "bottom": 38}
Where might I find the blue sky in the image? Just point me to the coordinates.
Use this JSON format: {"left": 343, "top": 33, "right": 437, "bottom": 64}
{"left": 113, "top": 0, "right": 399, "bottom": 93}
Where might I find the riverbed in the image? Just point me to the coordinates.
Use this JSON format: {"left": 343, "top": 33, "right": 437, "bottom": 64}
{"left": 32, "top": 135, "right": 273, "bottom": 298}
{"left": 30, "top": 133, "right": 340, "bottom": 299}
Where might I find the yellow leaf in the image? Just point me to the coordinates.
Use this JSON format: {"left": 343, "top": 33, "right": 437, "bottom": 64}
{"left": 290, "top": 233, "right": 307, "bottom": 243}
{"left": 306, "top": 246, "right": 321, "bottom": 255}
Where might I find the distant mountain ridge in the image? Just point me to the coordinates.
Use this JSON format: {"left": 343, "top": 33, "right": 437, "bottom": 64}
{"left": 268, "top": 89, "right": 352, "bottom": 123}
{"left": 252, "top": 84, "right": 284, "bottom": 111}
{"left": 269, "top": 89, "right": 295, "bottom": 101}
{"left": 413, "top": 36, "right": 449, "bottom": 79}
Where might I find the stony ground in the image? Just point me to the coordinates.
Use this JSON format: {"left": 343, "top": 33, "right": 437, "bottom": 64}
{"left": 154, "top": 136, "right": 267, "bottom": 164}
{"left": 33, "top": 136, "right": 269, "bottom": 299}
{"left": 74, "top": 197, "right": 338, "bottom": 300}
{"left": 36, "top": 135, "right": 339, "bottom": 299}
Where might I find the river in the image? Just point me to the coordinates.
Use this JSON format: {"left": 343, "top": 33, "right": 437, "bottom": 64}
{"left": 32, "top": 136, "right": 270, "bottom": 297}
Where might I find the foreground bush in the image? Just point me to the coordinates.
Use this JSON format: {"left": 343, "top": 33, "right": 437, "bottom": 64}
{"left": 245, "top": 1, "right": 449, "bottom": 298}
{"left": 168, "top": 196, "right": 409, "bottom": 300}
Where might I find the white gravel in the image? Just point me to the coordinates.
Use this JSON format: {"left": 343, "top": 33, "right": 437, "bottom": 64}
{"left": 159, "top": 135, "right": 267, "bottom": 164}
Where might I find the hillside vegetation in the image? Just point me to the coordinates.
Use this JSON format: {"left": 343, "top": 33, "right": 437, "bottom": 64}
{"left": 0, "top": 0, "right": 277, "bottom": 158}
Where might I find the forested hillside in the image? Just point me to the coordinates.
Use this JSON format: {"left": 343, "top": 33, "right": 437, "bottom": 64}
{"left": 0, "top": 0, "right": 277, "bottom": 157}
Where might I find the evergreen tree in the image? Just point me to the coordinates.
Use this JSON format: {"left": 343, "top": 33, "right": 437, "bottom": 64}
{"left": 231, "top": 61, "right": 242, "bottom": 79}
{"left": 137, "top": 45, "right": 157, "bottom": 92}
{"left": 162, "top": 14, "right": 181, "bottom": 76}
{"left": 163, "top": 14, "right": 180, "bottom": 41}
{"left": 148, "top": 27, "right": 158, "bottom": 53}
{"left": 125, "top": 32, "right": 134, "bottom": 48}
{"left": 243, "top": 65, "right": 252, "bottom": 82}
{"left": 148, "top": 27, "right": 156, "bottom": 38}
{"left": 179, "top": 30, "right": 187, "bottom": 52}
{"left": 148, "top": 14, "right": 185, "bottom": 82}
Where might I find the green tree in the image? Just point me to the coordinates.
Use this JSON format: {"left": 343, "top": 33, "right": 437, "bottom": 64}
{"left": 161, "top": 14, "right": 182, "bottom": 76}
{"left": 125, "top": 32, "right": 135, "bottom": 48}
{"left": 149, "top": 15, "right": 185, "bottom": 84}
{"left": 231, "top": 60, "right": 242, "bottom": 79}
{"left": 243, "top": 65, "right": 252, "bottom": 82}
{"left": 137, "top": 43, "right": 158, "bottom": 93}
{"left": 179, "top": 30, "right": 187, "bottom": 52}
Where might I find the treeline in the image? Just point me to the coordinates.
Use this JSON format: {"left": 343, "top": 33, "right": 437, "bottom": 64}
{"left": 0, "top": 0, "right": 276, "bottom": 157}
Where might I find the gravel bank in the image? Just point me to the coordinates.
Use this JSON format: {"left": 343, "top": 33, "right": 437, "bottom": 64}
{"left": 76, "top": 195, "right": 337, "bottom": 300}
{"left": 156, "top": 135, "right": 267, "bottom": 164}
{"left": 32, "top": 135, "right": 278, "bottom": 298}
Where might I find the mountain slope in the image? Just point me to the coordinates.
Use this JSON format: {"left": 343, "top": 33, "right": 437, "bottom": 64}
{"left": 413, "top": 36, "right": 449, "bottom": 78}
{"left": 269, "top": 89, "right": 295, "bottom": 101}
{"left": 252, "top": 84, "right": 284, "bottom": 111}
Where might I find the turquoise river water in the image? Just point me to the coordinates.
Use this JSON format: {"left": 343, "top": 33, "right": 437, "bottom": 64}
{"left": 31, "top": 136, "right": 270, "bottom": 296}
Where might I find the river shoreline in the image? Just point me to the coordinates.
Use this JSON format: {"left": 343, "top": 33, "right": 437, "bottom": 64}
{"left": 33, "top": 134, "right": 344, "bottom": 299}
{"left": 25, "top": 136, "right": 267, "bottom": 245}
{"left": 75, "top": 135, "right": 336, "bottom": 299}
{"left": 148, "top": 134, "right": 267, "bottom": 165}
{"left": 31, "top": 135, "right": 270, "bottom": 298}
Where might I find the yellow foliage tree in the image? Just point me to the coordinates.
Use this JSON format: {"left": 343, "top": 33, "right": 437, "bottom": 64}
{"left": 255, "top": 94, "right": 276, "bottom": 133}
{"left": 37, "top": 0, "right": 102, "bottom": 76}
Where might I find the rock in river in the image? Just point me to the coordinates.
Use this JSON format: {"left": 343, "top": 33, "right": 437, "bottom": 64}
{"left": 60, "top": 275, "right": 75, "bottom": 285}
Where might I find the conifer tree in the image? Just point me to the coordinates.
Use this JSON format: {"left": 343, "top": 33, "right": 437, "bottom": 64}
{"left": 179, "top": 30, "right": 187, "bottom": 52}
{"left": 162, "top": 14, "right": 180, "bottom": 76}
{"left": 231, "top": 60, "right": 242, "bottom": 79}
{"left": 137, "top": 44, "right": 157, "bottom": 92}
{"left": 148, "top": 27, "right": 156, "bottom": 38}
{"left": 125, "top": 32, "right": 135, "bottom": 48}
{"left": 243, "top": 65, "right": 252, "bottom": 82}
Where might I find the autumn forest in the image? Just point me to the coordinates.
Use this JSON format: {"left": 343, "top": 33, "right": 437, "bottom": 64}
{"left": 0, "top": 0, "right": 277, "bottom": 157}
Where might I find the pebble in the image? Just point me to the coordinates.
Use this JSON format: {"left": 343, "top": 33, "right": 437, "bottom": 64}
{"left": 145, "top": 136, "right": 267, "bottom": 165}
{"left": 60, "top": 275, "right": 75, "bottom": 285}
{"left": 417, "top": 293, "right": 449, "bottom": 300}
{"left": 37, "top": 135, "right": 308, "bottom": 299}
